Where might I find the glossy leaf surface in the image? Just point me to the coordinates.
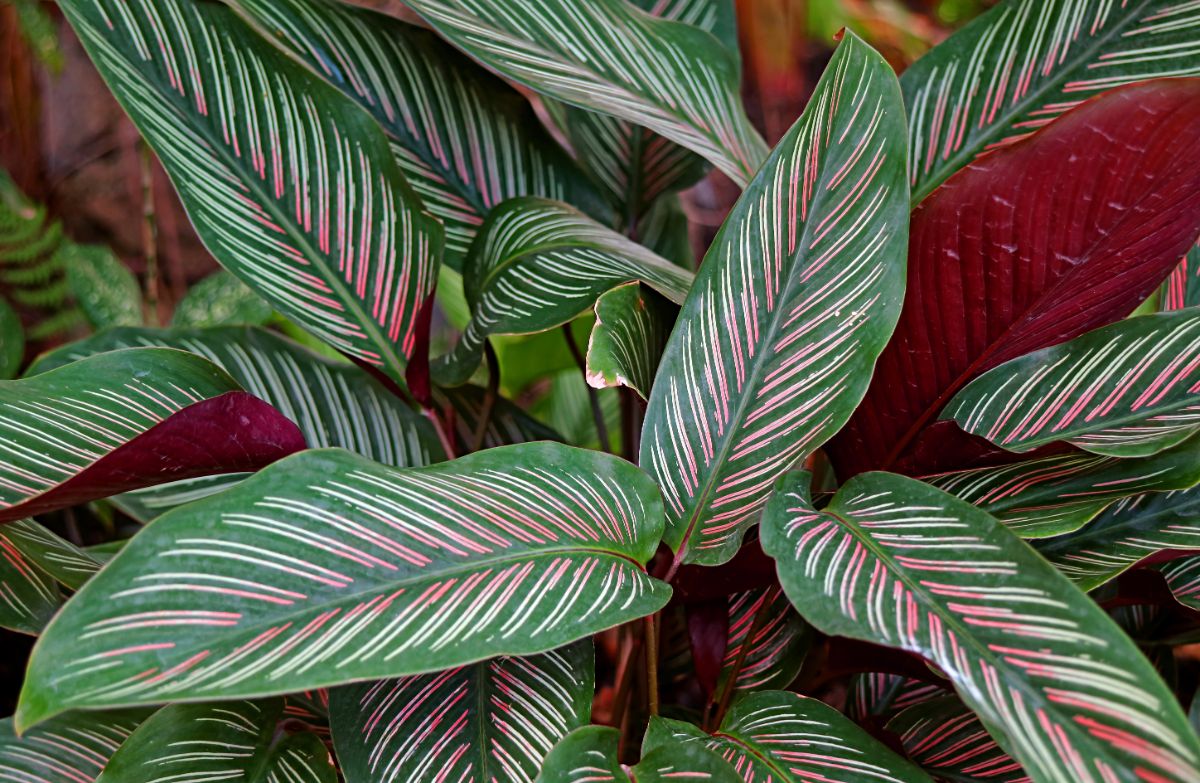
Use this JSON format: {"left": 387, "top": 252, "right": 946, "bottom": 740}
{"left": 0, "top": 710, "right": 144, "bottom": 782}
{"left": 585, "top": 283, "right": 674, "bottom": 400}
{"left": 4, "top": 518, "right": 101, "bottom": 592}
{"left": 0, "top": 348, "right": 303, "bottom": 524}
{"left": 18, "top": 443, "right": 669, "bottom": 726}
{"left": 763, "top": 470, "right": 1200, "bottom": 781}
{"left": 834, "top": 78, "right": 1200, "bottom": 477}
{"left": 652, "top": 690, "right": 930, "bottom": 782}
{"left": 537, "top": 724, "right": 741, "bottom": 783}
{"left": 944, "top": 309, "right": 1200, "bottom": 457}
{"left": 60, "top": 0, "right": 442, "bottom": 386}
{"left": 400, "top": 0, "right": 767, "bottom": 185}
{"left": 1038, "top": 487, "right": 1200, "bottom": 591}
{"left": 331, "top": 642, "right": 592, "bottom": 782}
{"left": 62, "top": 244, "right": 142, "bottom": 329}
{"left": 928, "top": 435, "right": 1200, "bottom": 537}
{"left": 888, "top": 696, "right": 1030, "bottom": 783}
{"left": 435, "top": 198, "right": 692, "bottom": 386}
{"left": 902, "top": 0, "right": 1200, "bottom": 203}
{"left": 232, "top": 0, "right": 607, "bottom": 268}
{"left": 0, "top": 520, "right": 60, "bottom": 633}
{"left": 640, "top": 34, "right": 909, "bottom": 565}
{"left": 95, "top": 699, "right": 335, "bottom": 783}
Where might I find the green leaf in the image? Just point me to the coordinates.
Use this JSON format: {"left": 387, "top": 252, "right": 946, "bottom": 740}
{"left": 62, "top": 244, "right": 142, "bottom": 329}
{"left": 762, "top": 470, "right": 1200, "bottom": 781}
{"left": 943, "top": 309, "right": 1200, "bottom": 458}
{"left": 18, "top": 443, "right": 670, "bottom": 726}
{"left": 902, "top": 0, "right": 1200, "bottom": 204}
{"left": 0, "top": 297, "right": 24, "bottom": 379}
{"left": 231, "top": 0, "right": 609, "bottom": 269}
{"left": 95, "top": 699, "right": 336, "bottom": 783}
{"left": 172, "top": 270, "right": 274, "bottom": 327}
{"left": 649, "top": 691, "right": 931, "bottom": 782}
{"left": 846, "top": 672, "right": 945, "bottom": 723}
{"left": 0, "top": 710, "right": 146, "bottom": 782}
{"left": 887, "top": 695, "right": 1029, "bottom": 782}
{"left": 58, "top": 0, "right": 442, "bottom": 387}
{"left": 399, "top": 0, "right": 767, "bottom": 186}
{"left": 1033, "top": 486, "right": 1200, "bottom": 592}
{"left": 585, "top": 283, "right": 675, "bottom": 400}
{"left": 31, "top": 325, "right": 441, "bottom": 520}
{"left": 547, "top": 0, "right": 737, "bottom": 225}
{"left": 438, "top": 384, "right": 563, "bottom": 450}
{"left": 1162, "top": 240, "right": 1200, "bottom": 312}
{"left": 0, "top": 347, "right": 302, "bottom": 524}
{"left": 537, "top": 723, "right": 741, "bottom": 782}
{"left": 0, "top": 521, "right": 61, "bottom": 634}
{"left": 639, "top": 33, "right": 909, "bottom": 566}
{"left": 3, "top": 518, "right": 102, "bottom": 591}
{"left": 331, "top": 641, "right": 592, "bottom": 782}
{"left": 1162, "top": 555, "right": 1200, "bottom": 610}
{"left": 434, "top": 197, "right": 692, "bottom": 386}
{"left": 718, "top": 586, "right": 809, "bottom": 693}
{"left": 927, "top": 434, "right": 1200, "bottom": 538}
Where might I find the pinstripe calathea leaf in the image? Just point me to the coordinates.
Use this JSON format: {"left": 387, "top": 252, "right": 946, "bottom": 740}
{"left": 647, "top": 691, "right": 931, "bottom": 782}
{"left": 1161, "top": 555, "right": 1200, "bottom": 611}
{"left": 16, "top": 442, "right": 669, "bottom": 726}
{"left": 887, "top": 695, "right": 1031, "bottom": 783}
{"left": 846, "top": 672, "right": 946, "bottom": 723}
{"left": 547, "top": 0, "right": 738, "bottom": 227}
{"left": 30, "top": 326, "right": 442, "bottom": 520}
{"left": 330, "top": 641, "right": 592, "bottom": 782}
{"left": 639, "top": 33, "right": 909, "bottom": 567}
{"left": 0, "top": 348, "right": 303, "bottom": 525}
{"left": 0, "top": 709, "right": 146, "bottom": 783}
{"left": 944, "top": 309, "right": 1200, "bottom": 458}
{"left": 585, "top": 283, "right": 675, "bottom": 400}
{"left": 1162, "top": 240, "right": 1200, "bottom": 312}
{"left": 902, "top": 0, "right": 1200, "bottom": 204}
{"left": 537, "top": 723, "right": 741, "bottom": 783}
{"left": 95, "top": 699, "right": 335, "bottom": 783}
{"left": 1036, "top": 485, "right": 1200, "bottom": 592}
{"left": 0, "top": 518, "right": 101, "bottom": 634}
{"left": 58, "top": 0, "right": 442, "bottom": 388}
{"left": 762, "top": 470, "right": 1200, "bottom": 782}
{"left": 399, "top": 0, "right": 767, "bottom": 186}
{"left": 434, "top": 197, "right": 693, "bottom": 386}
{"left": 230, "top": 0, "right": 609, "bottom": 269}
{"left": 927, "top": 433, "right": 1200, "bottom": 538}
{"left": 717, "top": 585, "right": 810, "bottom": 693}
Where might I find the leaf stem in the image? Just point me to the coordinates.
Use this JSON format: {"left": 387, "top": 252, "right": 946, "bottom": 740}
{"left": 139, "top": 142, "right": 159, "bottom": 326}
{"left": 644, "top": 613, "right": 660, "bottom": 717}
{"left": 469, "top": 341, "right": 499, "bottom": 453}
{"left": 562, "top": 324, "right": 611, "bottom": 452}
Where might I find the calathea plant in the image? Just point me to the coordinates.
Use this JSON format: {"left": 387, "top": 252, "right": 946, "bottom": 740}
{"left": 1, "top": 0, "right": 1200, "bottom": 781}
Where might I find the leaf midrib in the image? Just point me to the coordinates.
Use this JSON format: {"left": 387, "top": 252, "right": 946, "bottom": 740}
{"left": 906, "top": 0, "right": 1158, "bottom": 204}
{"left": 80, "top": 6, "right": 415, "bottom": 384}
{"left": 820, "top": 499, "right": 1158, "bottom": 778}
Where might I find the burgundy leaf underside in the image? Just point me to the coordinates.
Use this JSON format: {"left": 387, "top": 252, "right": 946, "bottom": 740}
{"left": 0, "top": 392, "right": 305, "bottom": 523}
{"left": 831, "top": 78, "right": 1200, "bottom": 477}
{"left": 686, "top": 598, "right": 729, "bottom": 698}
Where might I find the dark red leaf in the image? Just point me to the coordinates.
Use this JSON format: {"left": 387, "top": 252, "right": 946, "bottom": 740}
{"left": 0, "top": 392, "right": 305, "bottom": 523}
{"left": 831, "top": 78, "right": 1200, "bottom": 477}
{"left": 686, "top": 598, "right": 729, "bottom": 699}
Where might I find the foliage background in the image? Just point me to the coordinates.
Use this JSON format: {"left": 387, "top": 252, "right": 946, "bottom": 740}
{"left": 0, "top": 0, "right": 990, "bottom": 712}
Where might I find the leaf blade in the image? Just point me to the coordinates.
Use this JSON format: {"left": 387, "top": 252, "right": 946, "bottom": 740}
{"left": 18, "top": 442, "right": 669, "bottom": 727}
{"left": 763, "top": 469, "right": 1200, "bottom": 781}
{"left": 639, "top": 33, "right": 910, "bottom": 566}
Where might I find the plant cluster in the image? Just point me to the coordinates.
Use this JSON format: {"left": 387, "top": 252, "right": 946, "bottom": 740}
{"left": 1, "top": 0, "right": 1199, "bottom": 781}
